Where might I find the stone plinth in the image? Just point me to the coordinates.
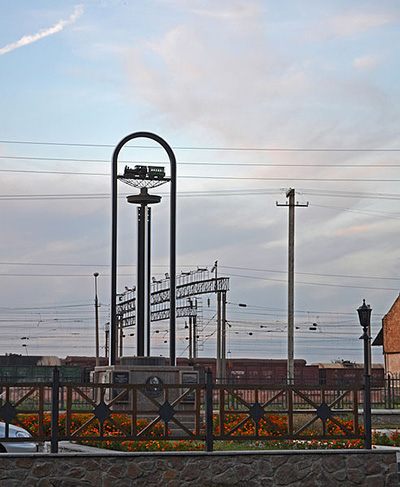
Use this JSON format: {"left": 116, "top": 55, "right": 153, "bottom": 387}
{"left": 93, "top": 358, "right": 199, "bottom": 435}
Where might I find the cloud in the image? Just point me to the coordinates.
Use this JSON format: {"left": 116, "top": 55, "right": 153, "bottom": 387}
{"left": 187, "top": 1, "right": 261, "bottom": 21}
{"left": 168, "top": 0, "right": 261, "bottom": 20}
{"left": 353, "top": 54, "right": 382, "bottom": 70}
{"left": 315, "top": 11, "right": 396, "bottom": 40}
{"left": 124, "top": 23, "right": 311, "bottom": 147}
{"left": 335, "top": 223, "right": 379, "bottom": 236}
{"left": 0, "top": 5, "right": 84, "bottom": 56}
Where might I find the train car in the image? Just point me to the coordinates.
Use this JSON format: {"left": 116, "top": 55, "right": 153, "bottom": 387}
{"left": 123, "top": 165, "right": 165, "bottom": 179}
{"left": 148, "top": 166, "right": 165, "bottom": 179}
{"left": 177, "top": 357, "right": 319, "bottom": 384}
{"left": 316, "top": 362, "right": 384, "bottom": 386}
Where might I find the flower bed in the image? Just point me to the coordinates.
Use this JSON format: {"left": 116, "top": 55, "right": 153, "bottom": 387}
{"left": 14, "top": 411, "right": 399, "bottom": 451}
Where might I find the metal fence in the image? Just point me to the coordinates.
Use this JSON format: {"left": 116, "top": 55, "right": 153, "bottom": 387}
{"left": 384, "top": 373, "right": 400, "bottom": 409}
{"left": 0, "top": 369, "right": 373, "bottom": 452}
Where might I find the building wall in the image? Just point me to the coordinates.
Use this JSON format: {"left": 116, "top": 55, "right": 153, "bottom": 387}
{"left": 385, "top": 353, "right": 400, "bottom": 375}
{"left": 379, "top": 294, "right": 400, "bottom": 375}
{"left": 383, "top": 295, "right": 400, "bottom": 355}
{"left": 0, "top": 451, "right": 397, "bottom": 486}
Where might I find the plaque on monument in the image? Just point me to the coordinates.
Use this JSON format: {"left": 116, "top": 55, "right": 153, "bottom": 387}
{"left": 181, "top": 372, "right": 198, "bottom": 403}
{"left": 113, "top": 371, "right": 130, "bottom": 403}
{"left": 145, "top": 376, "right": 164, "bottom": 398}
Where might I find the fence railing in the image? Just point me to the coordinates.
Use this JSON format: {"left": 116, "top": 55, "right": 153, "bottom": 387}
{"left": 0, "top": 369, "right": 373, "bottom": 452}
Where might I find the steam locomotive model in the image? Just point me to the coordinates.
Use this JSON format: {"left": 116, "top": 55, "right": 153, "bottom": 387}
{"left": 123, "top": 165, "right": 165, "bottom": 179}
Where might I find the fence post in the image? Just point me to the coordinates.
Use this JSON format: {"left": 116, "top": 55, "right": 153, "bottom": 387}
{"left": 51, "top": 367, "right": 60, "bottom": 453}
{"left": 387, "top": 374, "right": 392, "bottom": 409}
{"left": 205, "top": 368, "right": 214, "bottom": 452}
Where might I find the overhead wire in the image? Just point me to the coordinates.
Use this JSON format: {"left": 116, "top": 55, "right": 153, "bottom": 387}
{"left": 2, "top": 154, "right": 400, "bottom": 167}
{"left": 221, "top": 265, "right": 400, "bottom": 282}
{"left": 0, "top": 138, "right": 393, "bottom": 358}
{"left": 1, "top": 167, "right": 400, "bottom": 183}
{"left": 1, "top": 138, "right": 400, "bottom": 151}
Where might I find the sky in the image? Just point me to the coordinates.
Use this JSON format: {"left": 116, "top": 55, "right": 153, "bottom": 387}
{"left": 1, "top": 0, "right": 400, "bottom": 366}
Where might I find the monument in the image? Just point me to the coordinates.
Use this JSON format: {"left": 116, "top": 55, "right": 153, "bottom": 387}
{"left": 93, "top": 133, "right": 198, "bottom": 434}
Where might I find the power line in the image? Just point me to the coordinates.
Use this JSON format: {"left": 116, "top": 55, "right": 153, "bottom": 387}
{"left": 0, "top": 302, "right": 95, "bottom": 310}
{"left": 2, "top": 154, "right": 400, "bottom": 167}
{"left": 311, "top": 203, "right": 400, "bottom": 221}
{"left": 228, "top": 272, "right": 400, "bottom": 292}
{"left": 0, "top": 268, "right": 396, "bottom": 294}
{"left": 222, "top": 265, "right": 400, "bottom": 282}
{"left": 2, "top": 187, "right": 400, "bottom": 202}
{"left": 301, "top": 189, "right": 400, "bottom": 200}
{"left": 2, "top": 167, "right": 400, "bottom": 183}
{"left": 1, "top": 139, "right": 400, "bottom": 152}
{"left": 0, "top": 189, "right": 280, "bottom": 201}
{"left": 0, "top": 168, "right": 105, "bottom": 176}
{"left": 0, "top": 260, "right": 398, "bottom": 284}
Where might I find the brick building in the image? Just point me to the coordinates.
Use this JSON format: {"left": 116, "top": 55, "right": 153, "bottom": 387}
{"left": 373, "top": 293, "right": 400, "bottom": 375}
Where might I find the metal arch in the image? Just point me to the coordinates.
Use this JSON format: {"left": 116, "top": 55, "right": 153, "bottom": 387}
{"left": 111, "top": 132, "right": 177, "bottom": 366}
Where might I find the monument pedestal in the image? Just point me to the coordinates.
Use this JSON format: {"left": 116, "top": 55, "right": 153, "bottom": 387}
{"left": 93, "top": 357, "right": 199, "bottom": 436}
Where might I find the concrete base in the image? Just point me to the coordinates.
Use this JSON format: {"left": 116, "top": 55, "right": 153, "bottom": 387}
{"left": 369, "top": 409, "right": 400, "bottom": 428}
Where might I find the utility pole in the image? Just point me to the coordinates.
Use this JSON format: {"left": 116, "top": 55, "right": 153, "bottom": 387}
{"left": 188, "top": 298, "right": 197, "bottom": 360}
{"left": 193, "top": 313, "right": 197, "bottom": 359}
{"left": 105, "top": 322, "right": 109, "bottom": 358}
{"left": 211, "top": 260, "right": 227, "bottom": 383}
{"left": 188, "top": 318, "right": 192, "bottom": 360}
{"left": 277, "top": 189, "right": 308, "bottom": 383}
{"left": 221, "top": 291, "right": 227, "bottom": 382}
{"left": 212, "top": 261, "right": 222, "bottom": 381}
{"left": 93, "top": 273, "right": 100, "bottom": 367}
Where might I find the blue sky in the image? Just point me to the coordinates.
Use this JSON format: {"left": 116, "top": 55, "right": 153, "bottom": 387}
{"left": 1, "top": 0, "right": 400, "bottom": 364}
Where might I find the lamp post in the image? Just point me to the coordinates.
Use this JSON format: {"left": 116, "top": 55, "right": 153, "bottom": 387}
{"left": 357, "top": 299, "right": 372, "bottom": 449}
{"left": 111, "top": 132, "right": 177, "bottom": 366}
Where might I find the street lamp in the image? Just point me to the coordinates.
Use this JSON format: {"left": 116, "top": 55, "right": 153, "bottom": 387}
{"left": 357, "top": 299, "right": 372, "bottom": 449}
{"left": 93, "top": 272, "right": 100, "bottom": 367}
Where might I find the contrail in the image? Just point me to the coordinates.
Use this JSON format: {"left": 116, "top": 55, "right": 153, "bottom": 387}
{"left": 0, "top": 5, "right": 84, "bottom": 56}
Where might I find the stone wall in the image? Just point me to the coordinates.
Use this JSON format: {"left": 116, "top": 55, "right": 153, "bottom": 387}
{"left": 0, "top": 450, "right": 397, "bottom": 487}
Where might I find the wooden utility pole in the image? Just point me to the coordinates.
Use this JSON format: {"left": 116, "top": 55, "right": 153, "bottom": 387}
{"left": 277, "top": 189, "right": 308, "bottom": 383}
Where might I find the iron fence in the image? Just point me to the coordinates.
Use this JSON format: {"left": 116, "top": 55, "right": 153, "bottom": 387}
{"left": 0, "top": 368, "right": 375, "bottom": 452}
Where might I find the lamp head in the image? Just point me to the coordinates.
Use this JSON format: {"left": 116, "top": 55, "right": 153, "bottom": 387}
{"left": 357, "top": 299, "right": 372, "bottom": 328}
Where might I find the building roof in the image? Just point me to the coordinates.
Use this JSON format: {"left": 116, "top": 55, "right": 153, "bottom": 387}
{"left": 372, "top": 328, "right": 383, "bottom": 346}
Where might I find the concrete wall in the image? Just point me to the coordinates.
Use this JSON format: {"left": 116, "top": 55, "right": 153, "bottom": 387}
{"left": 0, "top": 450, "right": 397, "bottom": 486}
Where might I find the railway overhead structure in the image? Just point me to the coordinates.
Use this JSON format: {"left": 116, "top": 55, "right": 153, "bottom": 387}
{"left": 116, "top": 268, "right": 230, "bottom": 379}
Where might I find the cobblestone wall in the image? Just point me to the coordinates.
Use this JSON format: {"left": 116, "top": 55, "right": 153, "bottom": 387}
{"left": 0, "top": 450, "right": 397, "bottom": 486}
